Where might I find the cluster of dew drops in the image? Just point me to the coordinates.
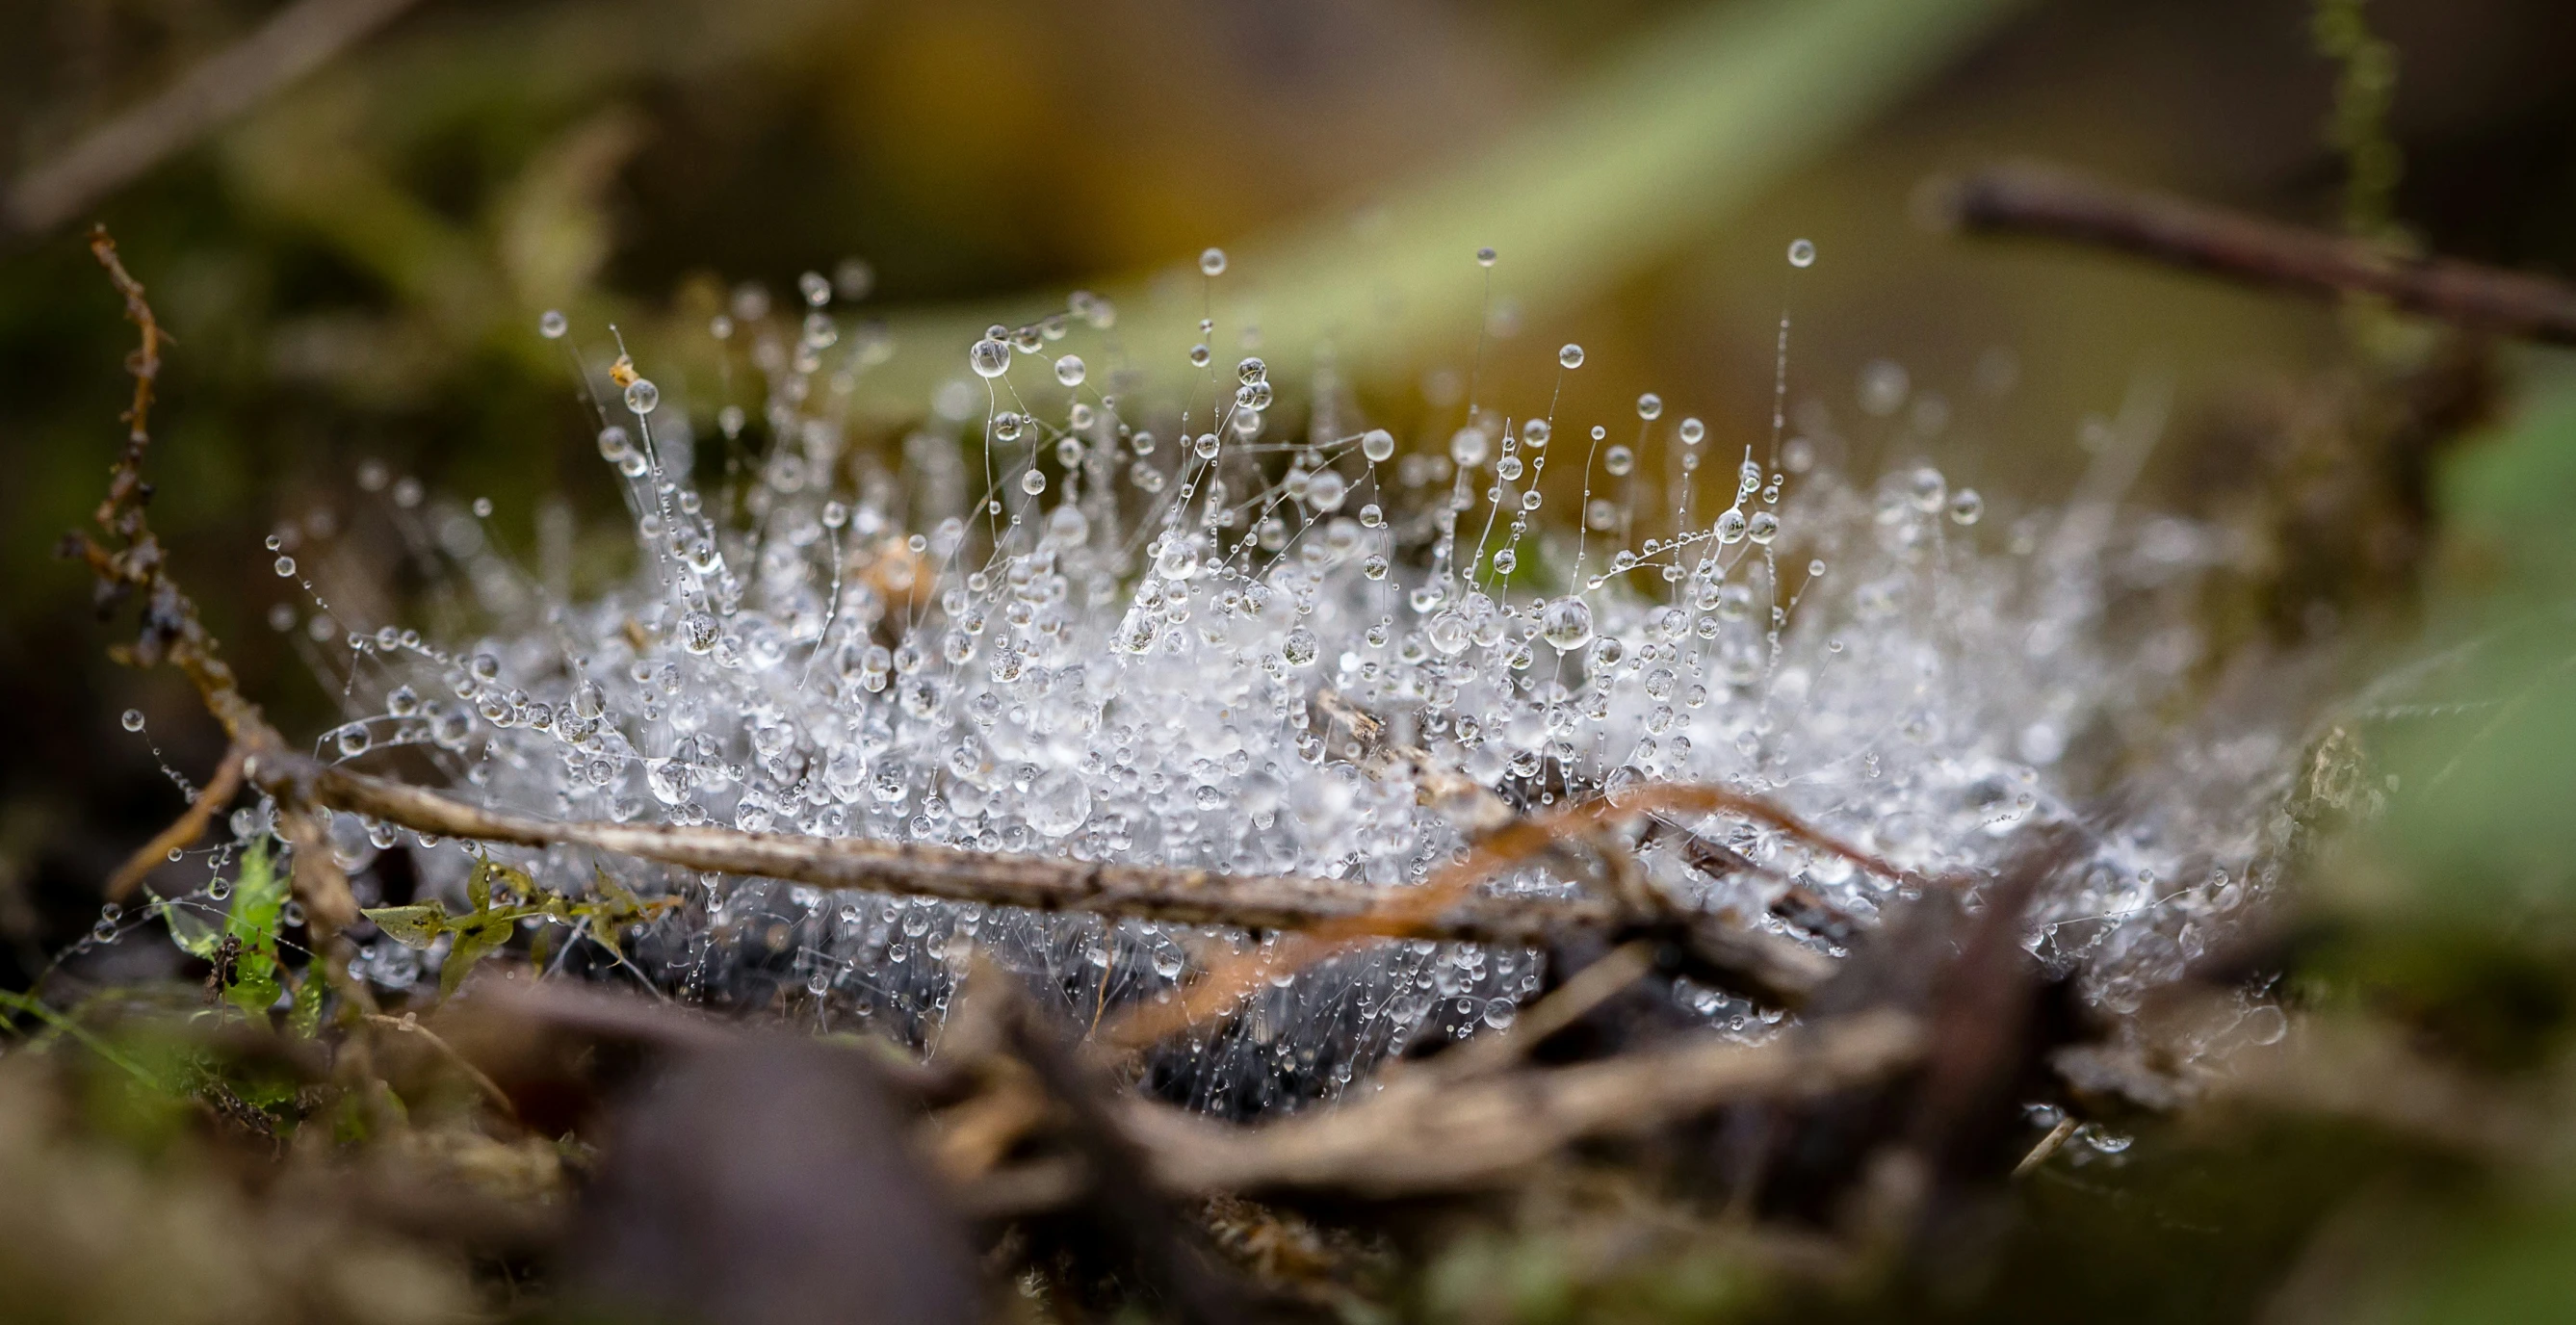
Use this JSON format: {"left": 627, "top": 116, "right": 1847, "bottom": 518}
{"left": 117, "top": 238, "right": 2290, "bottom": 1115}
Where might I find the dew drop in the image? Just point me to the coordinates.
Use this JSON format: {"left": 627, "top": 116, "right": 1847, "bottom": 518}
{"left": 121, "top": 709, "right": 145, "bottom": 732}
{"left": 538, "top": 309, "right": 568, "bottom": 339}
{"left": 1199, "top": 247, "right": 1228, "bottom": 276}
{"left": 624, "top": 378, "right": 660, "bottom": 414}
{"left": 1637, "top": 393, "right": 1663, "bottom": 421}
{"left": 1054, "top": 355, "right": 1086, "bottom": 387}
{"left": 969, "top": 337, "right": 1012, "bottom": 378}
{"left": 1558, "top": 343, "right": 1585, "bottom": 370}
{"left": 1787, "top": 238, "right": 1817, "bottom": 268}
{"left": 1603, "top": 446, "right": 1635, "bottom": 477}
{"left": 1540, "top": 597, "right": 1595, "bottom": 652}
{"left": 1362, "top": 429, "right": 1396, "bottom": 463}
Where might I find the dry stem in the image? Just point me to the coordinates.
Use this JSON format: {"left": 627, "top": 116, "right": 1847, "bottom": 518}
{"left": 1926, "top": 161, "right": 2576, "bottom": 343}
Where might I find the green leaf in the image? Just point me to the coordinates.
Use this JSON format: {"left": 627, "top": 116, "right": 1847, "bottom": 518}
{"left": 363, "top": 901, "right": 449, "bottom": 949}
{"left": 438, "top": 920, "right": 510, "bottom": 1000}
{"left": 287, "top": 966, "right": 327, "bottom": 1039}
{"left": 155, "top": 893, "right": 221, "bottom": 960}
{"left": 222, "top": 837, "right": 288, "bottom": 1018}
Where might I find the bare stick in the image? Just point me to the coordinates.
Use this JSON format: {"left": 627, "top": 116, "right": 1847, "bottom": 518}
{"left": 367, "top": 1012, "right": 518, "bottom": 1124}
{"left": 1925, "top": 161, "right": 2576, "bottom": 344}
{"left": 280, "top": 761, "right": 1835, "bottom": 1009}
{"left": 106, "top": 743, "right": 245, "bottom": 900}
{"left": 295, "top": 763, "right": 1623, "bottom": 942}
{"left": 4, "top": 0, "right": 428, "bottom": 237}
{"left": 1103, "top": 782, "right": 1878, "bottom": 1049}
{"left": 1124, "top": 1010, "right": 1924, "bottom": 1198}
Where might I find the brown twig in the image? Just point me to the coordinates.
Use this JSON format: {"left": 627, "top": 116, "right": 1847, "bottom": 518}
{"left": 1104, "top": 782, "right": 1894, "bottom": 1049}
{"left": 70, "top": 230, "right": 355, "bottom": 941}
{"left": 3, "top": 0, "right": 429, "bottom": 238}
{"left": 368, "top": 1012, "right": 520, "bottom": 1125}
{"left": 1926, "top": 161, "right": 2576, "bottom": 344}
{"left": 296, "top": 763, "right": 1626, "bottom": 942}
{"left": 1122, "top": 1010, "right": 1925, "bottom": 1198}
{"left": 105, "top": 743, "right": 246, "bottom": 901}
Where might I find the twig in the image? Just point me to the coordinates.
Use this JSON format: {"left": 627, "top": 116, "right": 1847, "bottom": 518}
{"left": 68, "top": 231, "right": 353, "bottom": 941}
{"left": 2011, "top": 1114, "right": 2078, "bottom": 1181}
{"left": 3, "top": 0, "right": 429, "bottom": 237}
{"left": 1431, "top": 938, "right": 1659, "bottom": 1078}
{"left": 1122, "top": 1010, "right": 1925, "bottom": 1198}
{"left": 105, "top": 743, "right": 246, "bottom": 900}
{"left": 1925, "top": 161, "right": 2576, "bottom": 344}
{"left": 295, "top": 763, "right": 1627, "bottom": 942}
{"left": 1103, "top": 782, "right": 1886, "bottom": 1049}
{"left": 368, "top": 1012, "right": 519, "bottom": 1124}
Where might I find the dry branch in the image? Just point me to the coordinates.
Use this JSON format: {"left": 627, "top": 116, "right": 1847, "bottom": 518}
{"left": 1926, "top": 161, "right": 2576, "bottom": 344}
{"left": 4, "top": 0, "right": 428, "bottom": 237}
{"left": 105, "top": 744, "right": 245, "bottom": 900}
{"left": 287, "top": 762, "right": 1835, "bottom": 1004}
{"left": 1122, "top": 1010, "right": 1925, "bottom": 1198}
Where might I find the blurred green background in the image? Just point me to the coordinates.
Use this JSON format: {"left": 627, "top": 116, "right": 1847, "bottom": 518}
{"left": 5, "top": 0, "right": 2576, "bottom": 976}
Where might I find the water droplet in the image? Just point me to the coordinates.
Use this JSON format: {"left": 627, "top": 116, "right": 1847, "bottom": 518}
{"left": 1558, "top": 343, "right": 1585, "bottom": 370}
{"left": 1522, "top": 419, "right": 1550, "bottom": 449}
{"left": 797, "top": 271, "right": 832, "bottom": 306}
{"left": 1282, "top": 628, "right": 1318, "bottom": 667}
{"left": 969, "top": 337, "right": 1011, "bottom": 378}
{"left": 1540, "top": 597, "right": 1595, "bottom": 651}
{"left": 1948, "top": 488, "right": 1984, "bottom": 525}
{"left": 1054, "top": 355, "right": 1086, "bottom": 387}
{"left": 1637, "top": 393, "right": 1663, "bottom": 421}
{"left": 121, "top": 709, "right": 144, "bottom": 732}
{"left": 1449, "top": 428, "right": 1490, "bottom": 468}
{"left": 1021, "top": 469, "right": 1047, "bottom": 495}
{"left": 1714, "top": 507, "right": 1748, "bottom": 544}
{"left": 1194, "top": 433, "right": 1221, "bottom": 459}
{"left": 1474, "top": 247, "right": 1497, "bottom": 268}
{"left": 1787, "top": 238, "right": 1816, "bottom": 268}
{"left": 1859, "top": 360, "right": 1910, "bottom": 417}
{"left": 1603, "top": 446, "right": 1634, "bottom": 477}
{"left": 1362, "top": 429, "right": 1395, "bottom": 463}
{"left": 1199, "top": 247, "right": 1228, "bottom": 276}
{"left": 624, "top": 378, "right": 660, "bottom": 413}
{"left": 1747, "top": 510, "right": 1781, "bottom": 544}
{"left": 538, "top": 309, "right": 568, "bottom": 339}
{"left": 273, "top": 556, "right": 297, "bottom": 577}
{"left": 1678, "top": 417, "right": 1704, "bottom": 446}
{"left": 472, "top": 497, "right": 494, "bottom": 518}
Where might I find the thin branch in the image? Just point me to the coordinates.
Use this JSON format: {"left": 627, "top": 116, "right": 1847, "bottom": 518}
{"left": 1924, "top": 161, "right": 2576, "bottom": 344}
{"left": 1123, "top": 1010, "right": 1925, "bottom": 1198}
{"left": 368, "top": 1012, "right": 519, "bottom": 1124}
{"left": 4, "top": 0, "right": 429, "bottom": 238}
{"left": 278, "top": 762, "right": 1839, "bottom": 1015}
{"left": 106, "top": 743, "right": 245, "bottom": 900}
{"left": 293, "top": 763, "right": 1625, "bottom": 942}
{"left": 1103, "top": 782, "right": 1881, "bottom": 1049}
